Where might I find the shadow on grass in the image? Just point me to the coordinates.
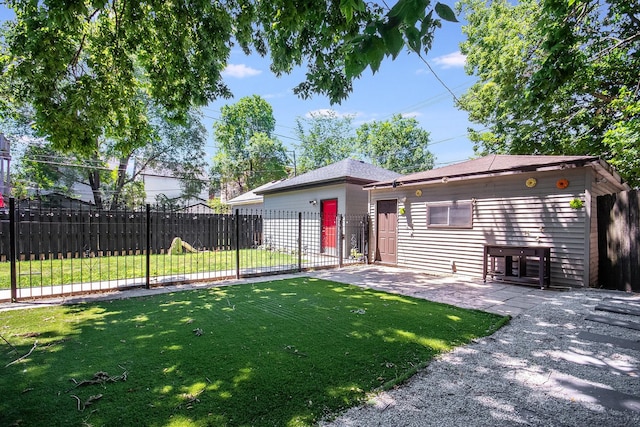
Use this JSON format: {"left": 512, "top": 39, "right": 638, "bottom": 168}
{"left": 0, "top": 277, "right": 508, "bottom": 426}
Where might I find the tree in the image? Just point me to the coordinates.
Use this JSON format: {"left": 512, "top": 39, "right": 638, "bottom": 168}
{"left": 12, "top": 143, "right": 84, "bottom": 197}
{"left": 1, "top": 0, "right": 458, "bottom": 155}
{"left": 118, "top": 105, "right": 209, "bottom": 209}
{"left": 211, "top": 96, "right": 288, "bottom": 199}
{"left": 458, "top": 0, "right": 640, "bottom": 185}
{"left": 246, "top": 132, "right": 290, "bottom": 190}
{"left": 356, "top": 114, "right": 434, "bottom": 174}
{"left": 295, "top": 111, "right": 357, "bottom": 173}
{"left": 11, "top": 105, "right": 208, "bottom": 209}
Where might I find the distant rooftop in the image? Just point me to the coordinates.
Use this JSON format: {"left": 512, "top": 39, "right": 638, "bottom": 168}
{"left": 227, "top": 180, "right": 284, "bottom": 205}
{"left": 257, "top": 159, "right": 401, "bottom": 195}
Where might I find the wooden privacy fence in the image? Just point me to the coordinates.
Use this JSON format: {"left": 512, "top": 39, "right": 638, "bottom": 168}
{"left": 597, "top": 190, "right": 640, "bottom": 292}
{"left": 0, "top": 198, "right": 369, "bottom": 302}
{"left": 0, "top": 203, "right": 260, "bottom": 260}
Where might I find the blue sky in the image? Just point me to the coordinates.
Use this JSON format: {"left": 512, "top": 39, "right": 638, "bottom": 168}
{"left": 206, "top": 21, "right": 477, "bottom": 167}
{"left": 1, "top": 4, "right": 477, "bottom": 168}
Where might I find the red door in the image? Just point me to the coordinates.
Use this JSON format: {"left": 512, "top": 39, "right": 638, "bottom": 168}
{"left": 321, "top": 199, "right": 338, "bottom": 254}
{"left": 376, "top": 200, "right": 397, "bottom": 264}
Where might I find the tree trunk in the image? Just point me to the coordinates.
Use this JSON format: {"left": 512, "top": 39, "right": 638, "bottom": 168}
{"left": 88, "top": 168, "right": 103, "bottom": 209}
{"left": 86, "top": 147, "right": 104, "bottom": 209}
{"left": 109, "top": 154, "right": 132, "bottom": 209}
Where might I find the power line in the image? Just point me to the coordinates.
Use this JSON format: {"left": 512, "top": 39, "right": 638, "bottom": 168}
{"left": 19, "top": 158, "right": 112, "bottom": 171}
{"left": 200, "top": 111, "right": 303, "bottom": 146}
{"left": 380, "top": 80, "right": 474, "bottom": 121}
{"left": 200, "top": 82, "right": 476, "bottom": 153}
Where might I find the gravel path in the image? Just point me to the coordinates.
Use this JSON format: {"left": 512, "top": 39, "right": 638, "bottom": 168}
{"left": 320, "top": 289, "right": 640, "bottom": 427}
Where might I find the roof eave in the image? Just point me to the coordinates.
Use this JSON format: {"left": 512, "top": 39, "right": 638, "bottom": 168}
{"left": 592, "top": 159, "right": 631, "bottom": 190}
{"left": 364, "top": 157, "right": 603, "bottom": 190}
{"left": 258, "top": 177, "right": 377, "bottom": 195}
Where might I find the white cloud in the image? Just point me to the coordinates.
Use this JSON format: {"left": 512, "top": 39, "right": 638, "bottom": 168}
{"left": 263, "top": 90, "right": 291, "bottom": 99}
{"left": 305, "top": 109, "right": 359, "bottom": 119}
{"left": 401, "top": 111, "right": 423, "bottom": 119}
{"left": 431, "top": 51, "right": 467, "bottom": 69}
{"left": 222, "top": 63, "right": 262, "bottom": 78}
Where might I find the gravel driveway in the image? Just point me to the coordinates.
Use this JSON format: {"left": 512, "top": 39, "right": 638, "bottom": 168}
{"left": 318, "top": 278, "right": 640, "bottom": 426}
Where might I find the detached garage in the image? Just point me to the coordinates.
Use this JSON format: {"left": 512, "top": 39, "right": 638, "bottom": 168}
{"left": 254, "top": 159, "right": 400, "bottom": 257}
{"left": 365, "top": 155, "right": 629, "bottom": 288}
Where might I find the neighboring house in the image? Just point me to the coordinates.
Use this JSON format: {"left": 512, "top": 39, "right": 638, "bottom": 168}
{"left": 364, "top": 155, "right": 629, "bottom": 288}
{"left": 63, "top": 171, "right": 209, "bottom": 208}
{"left": 175, "top": 202, "right": 217, "bottom": 214}
{"left": 0, "top": 133, "right": 10, "bottom": 201}
{"left": 69, "top": 182, "right": 96, "bottom": 204}
{"left": 255, "top": 158, "right": 401, "bottom": 256}
{"left": 141, "top": 170, "right": 209, "bottom": 207}
{"left": 31, "top": 192, "right": 95, "bottom": 210}
{"left": 226, "top": 180, "right": 285, "bottom": 211}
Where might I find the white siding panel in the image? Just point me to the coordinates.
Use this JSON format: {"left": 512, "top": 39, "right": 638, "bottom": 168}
{"left": 370, "top": 169, "right": 595, "bottom": 287}
{"left": 262, "top": 212, "right": 319, "bottom": 253}
{"left": 345, "top": 183, "right": 370, "bottom": 216}
{"left": 261, "top": 184, "right": 368, "bottom": 255}
{"left": 262, "top": 185, "right": 344, "bottom": 254}
{"left": 263, "top": 184, "right": 355, "bottom": 214}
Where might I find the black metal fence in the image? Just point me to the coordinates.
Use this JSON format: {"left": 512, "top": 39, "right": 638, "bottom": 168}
{"left": 0, "top": 199, "right": 369, "bottom": 302}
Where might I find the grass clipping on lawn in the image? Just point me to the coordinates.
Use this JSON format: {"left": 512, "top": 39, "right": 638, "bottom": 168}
{"left": 0, "top": 278, "right": 509, "bottom": 426}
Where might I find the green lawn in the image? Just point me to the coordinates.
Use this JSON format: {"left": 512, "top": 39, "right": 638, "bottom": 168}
{"left": 0, "top": 249, "right": 299, "bottom": 289}
{"left": 0, "top": 278, "right": 509, "bottom": 426}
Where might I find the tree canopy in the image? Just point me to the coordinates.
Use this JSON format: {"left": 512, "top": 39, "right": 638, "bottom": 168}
{"left": 458, "top": 0, "right": 640, "bottom": 185}
{"left": 1, "top": 0, "right": 457, "bottom": 154}
{"left": 211, "top": 96, "right": 288, "bottom": 200}
{"left": 294, "top": 111, "right": 357, "bottom": 174}
{"left": 294, "top": 111, "right": 435, "bottom": 175}
{"left": 12, "top": 143, "right": 84, "bottom": 199}
{"left": 356, "top": 114, "right": 434, "bottom": 174}
{"left": 12, "top": 105, "right": 208, "bottom": 210}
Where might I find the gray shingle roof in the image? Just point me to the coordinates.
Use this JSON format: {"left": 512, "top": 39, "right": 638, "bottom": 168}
{"left": 365, "top": 154, "right": 602, "bottom": 188}
{"left": 257, "top": 159, "right": 401, "bottom": 194}
{"left": 227, "top": 180, "right": 285, "bottom": 205}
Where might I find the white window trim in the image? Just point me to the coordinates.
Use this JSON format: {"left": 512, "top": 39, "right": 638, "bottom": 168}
{"left": 427, "top": 201, "right": 473, "bottom": 229}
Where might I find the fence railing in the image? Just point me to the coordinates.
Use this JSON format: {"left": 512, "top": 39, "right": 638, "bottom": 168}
{"left": 0, "top": 199, "right": 369, "bottom": 302}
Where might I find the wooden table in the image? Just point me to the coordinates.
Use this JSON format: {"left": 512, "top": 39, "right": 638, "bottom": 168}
{"left": 483, "top": 244, "right": 551, "bottom": 289}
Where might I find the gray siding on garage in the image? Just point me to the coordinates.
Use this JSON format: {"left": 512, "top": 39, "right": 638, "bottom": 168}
{"left": 369, "top": 168, "right": 595, "bottom": 287}
{"left": 344, "top": 183, "right": 370, "bottom": 216}
{"left": 261, "top": 211, "right": 321, "bottom": 254}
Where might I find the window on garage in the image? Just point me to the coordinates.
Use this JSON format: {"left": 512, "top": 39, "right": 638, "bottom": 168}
{"left": 427, "top": 202, "right": 473, "bottom": 228}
